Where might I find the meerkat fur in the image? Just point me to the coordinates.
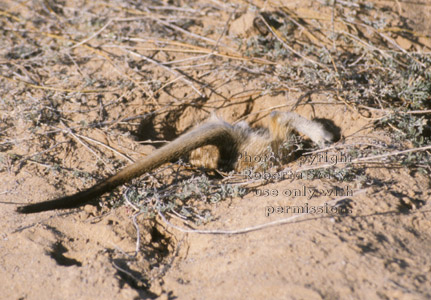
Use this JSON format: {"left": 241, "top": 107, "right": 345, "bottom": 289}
{"left": 17, "top": 111, "right": 335, "bottom": 214}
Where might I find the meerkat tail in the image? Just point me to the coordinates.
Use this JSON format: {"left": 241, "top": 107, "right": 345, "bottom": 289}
{"left": 17, "top": 121, "right": 240, "bottom": 214}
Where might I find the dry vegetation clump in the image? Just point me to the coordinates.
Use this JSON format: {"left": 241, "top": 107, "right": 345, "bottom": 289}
{"left": 1, "top": 0, "right": 431, "bottom": 297}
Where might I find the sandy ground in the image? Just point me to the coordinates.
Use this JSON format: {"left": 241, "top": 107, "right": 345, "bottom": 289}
{"left": 1, "top": 0, "right": 431, "bottom": 299}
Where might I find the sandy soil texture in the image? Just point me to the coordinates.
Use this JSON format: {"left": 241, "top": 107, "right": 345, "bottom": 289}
{"left": 1, "top": 0, "right": 430, "bottom": 299}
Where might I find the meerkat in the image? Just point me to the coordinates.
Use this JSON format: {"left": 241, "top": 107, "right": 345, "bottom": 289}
{"left": 17, "top": 111, "right": 335, "bottom": 214}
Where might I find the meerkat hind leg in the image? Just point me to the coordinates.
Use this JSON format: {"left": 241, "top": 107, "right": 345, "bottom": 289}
{"left": 189, "top": 145, "right": 220, "bottom": 169}
{"left": 270, "top": 111, "right": 335, "bottom": 147}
